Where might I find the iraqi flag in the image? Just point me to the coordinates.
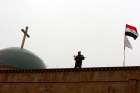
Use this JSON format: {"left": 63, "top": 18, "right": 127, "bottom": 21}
{"left": 125, "top": 24, "right": 139, "bottom": 40}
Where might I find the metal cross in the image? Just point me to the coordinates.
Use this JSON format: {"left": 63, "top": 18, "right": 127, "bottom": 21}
{"left": 20, "top": 26, "right": 30, "bottom": 49}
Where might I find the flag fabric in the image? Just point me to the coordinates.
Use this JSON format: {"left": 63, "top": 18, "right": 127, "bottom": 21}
{"left": 125, "top": 24, "right": 139, "bottom": 40}
{"left": 124, "top": 36, "right": 132, "bottom": 49}
{"left": 123, "top": 24, "right": 138, "bottom": 66}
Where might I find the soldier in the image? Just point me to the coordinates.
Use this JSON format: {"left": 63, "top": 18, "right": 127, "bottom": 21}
{"left": 74, "top": 51, "right": 85, "bottom": 68}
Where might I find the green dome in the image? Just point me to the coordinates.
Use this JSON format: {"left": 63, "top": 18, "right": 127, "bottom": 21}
{"left": 0, "top": 47, "right": 46, "bottom": 69}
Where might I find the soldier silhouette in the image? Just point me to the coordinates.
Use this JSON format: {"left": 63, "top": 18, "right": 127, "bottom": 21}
{"left": 74, "top": 51, "right": 85, "bottom": 68}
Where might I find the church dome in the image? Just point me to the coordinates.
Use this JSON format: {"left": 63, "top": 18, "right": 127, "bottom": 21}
{"left": 0, "top": 47, "right": 46, "bottom": 69}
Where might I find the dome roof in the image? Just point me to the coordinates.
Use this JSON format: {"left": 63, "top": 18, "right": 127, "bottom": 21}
{"left": 0, "top": 47, "right": 46, "bottom": 69}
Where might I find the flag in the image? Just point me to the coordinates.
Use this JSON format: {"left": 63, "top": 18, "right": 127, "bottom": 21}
{"left": 124, "top": 36, "right": 132, "bottom": 49}
{"left": 125, "top": 24, "right": 139, "bottom": 40}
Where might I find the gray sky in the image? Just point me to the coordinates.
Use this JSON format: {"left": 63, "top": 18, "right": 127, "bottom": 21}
{"left": 0, "top": 0, "right": 140, "bottom": 68}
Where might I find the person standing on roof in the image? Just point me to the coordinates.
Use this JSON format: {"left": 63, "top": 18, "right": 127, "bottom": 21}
{"left": 74, "top": 51, "right": 85, "bottom": 68}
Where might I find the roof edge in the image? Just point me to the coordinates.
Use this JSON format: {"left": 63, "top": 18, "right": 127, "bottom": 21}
{"left": 0, "top": 66, "right": 139, "bottom": 73}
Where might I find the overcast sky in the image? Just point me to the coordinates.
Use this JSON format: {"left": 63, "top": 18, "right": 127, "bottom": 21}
{"left": 0, "top": 0, "right": 140, "bottom": 68}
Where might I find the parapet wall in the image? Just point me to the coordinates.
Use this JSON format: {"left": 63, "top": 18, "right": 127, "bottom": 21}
{"left": 0, "top": 66, "right": 140, "bottom": 93}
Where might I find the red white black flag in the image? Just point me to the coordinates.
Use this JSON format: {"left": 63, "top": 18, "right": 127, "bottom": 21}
{"left": 125, "top": 24, "right": 139, "bottom": 40}
{"left": 125, "top": 24, "right": 138, "bottom": 49}
{"left": 123, "top": 24, "right": 138, "bottom": 66}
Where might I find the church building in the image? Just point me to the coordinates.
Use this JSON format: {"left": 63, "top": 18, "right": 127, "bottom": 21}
{"left": 0, "top": 47, "right": 139, "bottom": 93}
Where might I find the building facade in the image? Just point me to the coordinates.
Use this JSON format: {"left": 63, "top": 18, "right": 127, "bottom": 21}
{"left": 0, "top": 66, "right": 140, "bottom": 93}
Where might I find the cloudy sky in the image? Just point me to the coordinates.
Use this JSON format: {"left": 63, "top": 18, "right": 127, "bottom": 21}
{"left": 0, "top": 0, "right": 140, "bottom": 68}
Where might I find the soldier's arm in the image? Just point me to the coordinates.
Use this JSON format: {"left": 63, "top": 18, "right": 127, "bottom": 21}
{"left": 82, "top": 55, "right": 86, "bottom": 60}
{"left": 74, "top": 55, "right": 77, "bottom": 60}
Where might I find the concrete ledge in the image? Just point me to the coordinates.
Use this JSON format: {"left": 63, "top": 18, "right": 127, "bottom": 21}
{"left": 0, "top": 66, "right": 139, "bottom": 73}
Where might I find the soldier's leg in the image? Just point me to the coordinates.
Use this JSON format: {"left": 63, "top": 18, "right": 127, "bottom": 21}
{"left": 74, "top": 62, "right": 78, "bottom": 68}
{"left": 79, "top": 62, "right": 82, "bottom": 68}
{"left": 76, "top": 62, "right": 81, "bottom": 68}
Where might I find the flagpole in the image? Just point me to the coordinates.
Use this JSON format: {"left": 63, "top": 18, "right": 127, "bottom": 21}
{"left": 123, "top": 41, "right": 125, "bottom": 66}
{"left": 123, "top": 29, "right": 126, "bottom": 66}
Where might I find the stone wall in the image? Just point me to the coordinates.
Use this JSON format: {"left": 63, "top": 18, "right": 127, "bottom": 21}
{"left": 0, "top": 66, "right": 140, "bottom": 93}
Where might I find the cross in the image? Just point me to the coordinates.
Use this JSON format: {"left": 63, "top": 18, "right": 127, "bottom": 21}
{"left": 20, "top": 26, "right": 30, "bottom": 49}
